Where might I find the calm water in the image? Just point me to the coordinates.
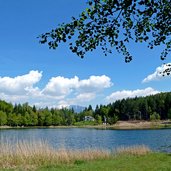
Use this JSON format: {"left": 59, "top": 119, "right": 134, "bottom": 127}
{"left": 0, "top": 128, "right": 171, "bottom": 152}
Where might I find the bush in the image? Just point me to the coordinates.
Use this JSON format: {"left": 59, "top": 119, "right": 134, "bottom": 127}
{"left": 150, "top": 112, "right": 160, "bottom": 121}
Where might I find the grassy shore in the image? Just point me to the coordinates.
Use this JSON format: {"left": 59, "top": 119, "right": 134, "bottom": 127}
{"left": 51, "top": 120, "right": 171, "bottom": 129}
{"left": 106, "top": 120, "right": 171, "bottom": 129}
{"left": 0, "top": 140, "right": 170, "bottom": 171}
{"left": 1, "top": 120, "right": 171, "bottom": 130}
{"left": 39, "top": 153, "right": 171, "bottom": 171}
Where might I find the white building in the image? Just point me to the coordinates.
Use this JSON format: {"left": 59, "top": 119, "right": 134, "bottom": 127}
{"left": 84, "top": 116, "right": 95, "bottom": 121}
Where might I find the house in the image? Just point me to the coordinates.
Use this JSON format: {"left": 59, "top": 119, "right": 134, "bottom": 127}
{"left": 84, "top": 116, "right": 95, "bottom": 121}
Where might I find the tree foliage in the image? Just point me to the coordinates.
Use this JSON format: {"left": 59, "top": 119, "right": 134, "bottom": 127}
{"left": 38, "top": 0, "right": 171, "bottom": 65}
{"left": 0, "top": 111, "right": 7, "bottom": 126}
{"left": 0, "top": 91, "right": 171, "bottom": 127}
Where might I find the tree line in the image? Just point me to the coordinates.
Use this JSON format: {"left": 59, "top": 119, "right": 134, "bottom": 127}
{"left": 0, "top": 92, "right": 171, "bottom": 126}
{"left": 0, "top": 102, "right": 76, "bottom": 126}
{"left": 93, "top": 92, "right": 171, "bottom": 123}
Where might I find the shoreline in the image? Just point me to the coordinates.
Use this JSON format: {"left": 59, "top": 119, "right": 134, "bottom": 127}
{"left": 0, "top": 140, "right": 169, "bottom": 170}
{"left": 1, "top": 120, "right": 171, "bottom": 130}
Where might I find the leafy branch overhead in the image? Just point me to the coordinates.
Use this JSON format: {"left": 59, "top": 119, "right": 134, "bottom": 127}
{"left": 38, "top": 0, "right": 171, "bottom": 63}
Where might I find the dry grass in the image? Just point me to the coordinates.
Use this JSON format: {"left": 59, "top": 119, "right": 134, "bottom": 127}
{"left": 115, "top": 145, "right": 151, "bottom": 156}
{"left": 0, "top": 139, "right": 151, "bottom": 170}
{"left": 0, "top": 140, "right": 110, "bottom": 169}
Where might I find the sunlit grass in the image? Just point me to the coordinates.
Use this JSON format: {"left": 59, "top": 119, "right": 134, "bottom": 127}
{"left": 0, "top": 139, "right": 111, "bottom": 169}
{"left": 0, "top": 139, "right": 170, "bottom": 171}
{"left": 115, "top": 145, "right": 151, "bottom": 156}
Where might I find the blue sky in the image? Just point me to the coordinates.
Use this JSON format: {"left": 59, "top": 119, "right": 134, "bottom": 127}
{"left": 0, "top": 0, "right": 170, "bottom": 108}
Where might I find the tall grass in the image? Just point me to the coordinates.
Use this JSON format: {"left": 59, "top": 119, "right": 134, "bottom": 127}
{"left": 115, "top": 145, "right": 151, "bottom": 156}
{"left": 0, "top": 139, "right": 151, "bottom": 170}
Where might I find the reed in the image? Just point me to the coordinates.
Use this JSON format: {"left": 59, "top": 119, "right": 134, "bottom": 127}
{"left": 115, "top": 145, "right": 151, "bottom": 156}
{"left": 0, "top": 139, "right": 151, "bottom": 169}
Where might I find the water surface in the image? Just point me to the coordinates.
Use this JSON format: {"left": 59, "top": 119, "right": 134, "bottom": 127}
{"left": 0, "top": 128, "right": 171, "bottom": 152}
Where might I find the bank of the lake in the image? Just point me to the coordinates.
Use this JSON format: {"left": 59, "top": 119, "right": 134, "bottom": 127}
{"left": 101, "top": 120, "right": 171, "bottom": 129}
{"left": 0, "top": 149, "right": 171, "bottom": 171}
{"left": 1, "top": 120, "right": 171, "bottom": 130}
{"left": 0, "top": 141, "right": 170, "bottom": 171}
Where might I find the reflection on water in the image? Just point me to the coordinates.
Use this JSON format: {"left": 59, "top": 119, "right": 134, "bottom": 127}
{"left": 0, "top": 128, "right": 171, "bottom": 152}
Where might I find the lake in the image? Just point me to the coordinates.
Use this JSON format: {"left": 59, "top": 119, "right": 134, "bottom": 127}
{"left": 0, "top": 128, "right": 171, "bottom": 152}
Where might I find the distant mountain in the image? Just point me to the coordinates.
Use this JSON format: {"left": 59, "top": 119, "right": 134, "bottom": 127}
{"left": 69, "top": 105, "right": 85, "bottom": 113}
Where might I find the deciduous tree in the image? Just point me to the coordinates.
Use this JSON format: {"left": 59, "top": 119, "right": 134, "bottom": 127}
{"left": 39, "top": 0, "right": 171, "bottom": 74}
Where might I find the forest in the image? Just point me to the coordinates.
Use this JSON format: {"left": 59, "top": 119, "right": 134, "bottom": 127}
{"left": 0, "top": 92, "right": 171, "bottom": 126}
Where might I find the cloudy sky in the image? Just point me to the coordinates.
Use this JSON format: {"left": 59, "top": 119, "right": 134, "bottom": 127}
{"left": 0, "top": 0, "right": 171, "bottom": 108}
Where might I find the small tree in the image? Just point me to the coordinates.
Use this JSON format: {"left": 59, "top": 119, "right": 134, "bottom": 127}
{"left": 150, "top": 112, "right": 160, "bottom": 121}
{"left": 108, "top": 114, "right": 118, "bottom": 125}
{"left": 96, "top": 115, "right": 102, "bottom": 124}
{"left": 38, "top": 111, "right": 46, "bottom": 126}
{"left": 52, "top": 110, "right": 62, "bottom": 126}
{"left": 0, "top": 111, "right": 7, "bottom": 126}
{"left": 44, "top": 110, "right": 52, "bottom": 126}
{"left": 30, "top": 111, "right": 38, "bottom": 126}
{"left": 113, "top": 114, "right": 119, "bottom": 123}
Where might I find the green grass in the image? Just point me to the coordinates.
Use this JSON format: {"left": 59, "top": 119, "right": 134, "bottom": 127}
{"left": 1, "top": 153, "right": 171, "bottom": 171}
{"left": 38, "top": 153, "right": 171, "bottom": 171}
{"left": 74, "top": 121, "right": 97, "bottom": 126}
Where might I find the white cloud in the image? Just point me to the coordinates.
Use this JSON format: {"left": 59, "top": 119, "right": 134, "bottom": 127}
{"left": 0, "top": 71, "right": 112, "bottom": 108}
{"left": 0, "top": 93, "right": 28, "bottom": 103}
{"left": 106, "top": 87, "right": 160, "bottom": 103}
{"left": 142, "top": 63, "right": 171, "bottom": 83}
{"left": 0, "top": 71, "right": 163, "bottom": 109}
{"left": 41, "top": 75, "right": 112, "bottom": 108}
{"left": 42, "top": 76, "right": 79, "bottom": 96}
{"left": 0, "top": 70, "right": 42, "bottom": 95}
{"left": 42, "top": 75, "right": 112, "bottom": 97}
{"left": 46, "top": 93, "right": 96, "bottom": 109}
{"left": 67, "top": 93, "right": 96, "bottom": 106}
{"left": 74, "top": 93, "right": 96, "bottom": 102}
{"left": 78, "top": 75, "right": 112, "bottom": 92}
